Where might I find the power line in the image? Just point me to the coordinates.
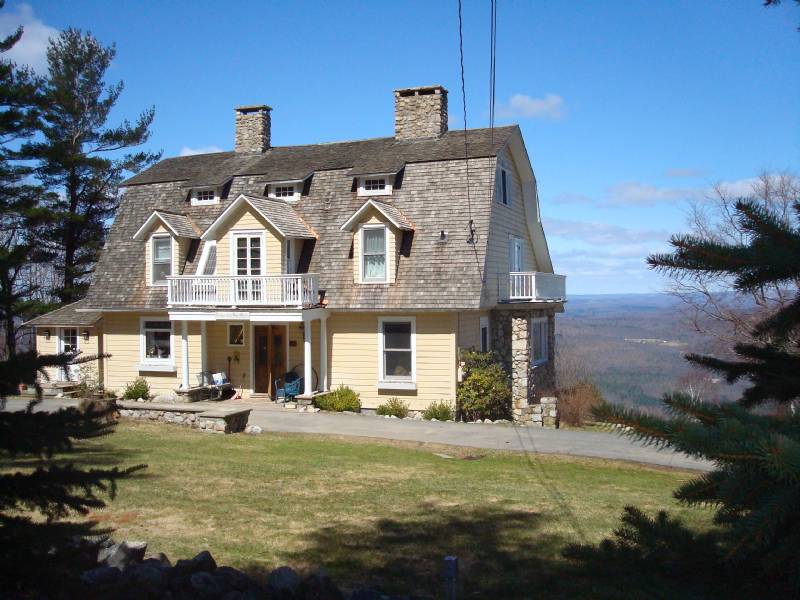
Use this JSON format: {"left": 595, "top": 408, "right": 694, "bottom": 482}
{"left": 457, "top": 0, "right": 483, "bottom": 282}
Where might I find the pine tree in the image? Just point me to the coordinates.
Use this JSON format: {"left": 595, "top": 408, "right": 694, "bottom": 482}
{"left": 1, "top": 349, "right": 145, "bottom": 596}
{"left": 0, "top": 0, "right": 55, "bottom": 357}
{"left": 573, "top": 199, "right": 800, "bottom": 593}
{"left": 21, "top": 28, "right": 161, "bottom": 304}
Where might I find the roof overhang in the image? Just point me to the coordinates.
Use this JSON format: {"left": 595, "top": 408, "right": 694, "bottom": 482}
{"left": 340, "top": 199, "right": 414, "bottom": 232}
{"left": 133, "top": 210, "right": 199, "bottom": 241}
{"left": 201, "top": 194, "right": 316, "bottom": 241}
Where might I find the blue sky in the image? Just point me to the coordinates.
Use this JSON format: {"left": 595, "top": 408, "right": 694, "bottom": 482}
{"left": 2, "top": 1, "right": 798, "bottom": 294}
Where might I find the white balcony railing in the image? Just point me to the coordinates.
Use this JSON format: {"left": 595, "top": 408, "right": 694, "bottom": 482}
{"left": 508, "top": 272, "right": 566, "bottom": 302}
{"left": 167, "top": 274, "right": 319, "bottom": 308}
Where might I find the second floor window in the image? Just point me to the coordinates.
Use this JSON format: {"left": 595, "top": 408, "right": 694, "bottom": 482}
{"left": 151, "top": 236, "right": 172, "bottom": 285}
{"left": 361, "top": 226, "right": 386, "bottom": 282}
{"left": 192, "top": 189, "right": 218, "bottom": 205}
{"left": 500, "top": 169, "right": 509, "bottom": 205}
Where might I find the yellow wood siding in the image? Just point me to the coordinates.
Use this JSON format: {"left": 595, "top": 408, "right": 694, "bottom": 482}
{"left": 485, "top": 148, "right": 539, "bottom": 303}
{"left": 35, "top": 324, "right": 103, "bottom": 385}
{"left": 215, "top": 204, "right": 284, "bottom": 276}
{"left": 328, "top": 312, "right": 456, "bottom": 411}
{"left": 456, "top": 310, "right": 488, "bottom": 351}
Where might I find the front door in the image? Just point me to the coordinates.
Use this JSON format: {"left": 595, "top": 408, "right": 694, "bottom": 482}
{"left": 254, "top": 325, "right": 287, "bottom": 397}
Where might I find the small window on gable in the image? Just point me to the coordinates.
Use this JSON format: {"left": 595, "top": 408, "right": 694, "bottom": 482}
{"left": 358, "top": 176, "right": 393, "bottom": 196}
{"left": 531, "top": 317, "right": 549, "bottom": 365}
{"left": 500, "top": 169, "right": 509, "bottom": 205}
{"left": 275, "top": 185, "right": 295, "bottom": 198}
{"left": 191, "top": 189, "right": 218, "bottom": 206}
{"left": 151, "top": 235, "right": 172, "bottom": 286}
{"left": 267, "top": 183, "right": 301, "bottom": 201}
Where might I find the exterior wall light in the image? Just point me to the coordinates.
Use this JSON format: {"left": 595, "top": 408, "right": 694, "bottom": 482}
{"left": 83, "top": 330, "right": 90, "bottom": 341}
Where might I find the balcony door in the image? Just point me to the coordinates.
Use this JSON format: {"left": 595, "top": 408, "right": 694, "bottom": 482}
{"left": 233, "top": 232, "right": 263, "bottom": 303}
{"left": 509, "top": 236, "right": 523, "bottom": 272}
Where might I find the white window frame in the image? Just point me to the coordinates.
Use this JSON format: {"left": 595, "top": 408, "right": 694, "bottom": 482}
{"left": 377, "top": 316, "right": 416, "bottom": 390}
{"left": 359, "top": 224, "right": 389, "bottom": 284}
{"left": 229, "top": 230, "right": 266, "bottom": 275}
{"left": 139, "top": 317, "right": 175, "bottom": 371}
{"left": 509, "top": 235, "right": 523, "bottom": 273}
{"left": 479, "top": 316, "right": 490, "bottom": 352}
{"left": 197, "top": 240, "right": 216, "bottom": 275}
{"left": 357, "top": 175, "right": 393, "bottom": 197}
{"left": 191, "top": 187, "right": 219, "bottom": 206}
{"left": 267, "top": 181, "right": 302, "bottom": 202}
{"left": 150, "top": 234, "right": 173, "bottom": 287}
{"left": 531, "top": 316, "right": 549, "bottom": 366}
{"left": 227, "top": 322, "right": 245, "bottom": 347}
{"left": 285, "top": 238, "right": 296, "bottom": 274}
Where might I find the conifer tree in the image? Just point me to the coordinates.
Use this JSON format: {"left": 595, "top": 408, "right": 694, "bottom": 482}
{"left": 0, "top": 0, "right": 54, "bottom": 357}
{"left": 22, "top": 28, "right": 161, "bottom": 304}
{"left": 574, "top": 199, "right": 800, "bottom": 593}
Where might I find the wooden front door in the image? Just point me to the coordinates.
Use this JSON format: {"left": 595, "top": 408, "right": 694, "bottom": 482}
{"left": 254, "top": 325, "right": 286, "bottom": 397}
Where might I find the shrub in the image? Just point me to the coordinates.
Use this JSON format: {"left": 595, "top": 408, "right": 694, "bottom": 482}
{"left": 315, "top": 385, "right": 361, "bottom": 412}
{"left": 122, "top": 377, "right": 150, "bottom": 401}
{"left": 375, "top": 397, "right": 409, "bottom": 418}
{"left": 422, "top": 400, "right": 454, "bottom": 421}
{"left": 558, "top": 380, "right": 603, "bottom": 427}
{"left": 457, "top": 355, "right": 512, "bottom": 421}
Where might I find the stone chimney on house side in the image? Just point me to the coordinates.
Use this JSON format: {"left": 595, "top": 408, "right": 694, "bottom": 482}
{"left": 394, "top": 85, "right": 448, "bottom": 141}
{"left": 234, "top": 105, "right": 271, "bottom": 153}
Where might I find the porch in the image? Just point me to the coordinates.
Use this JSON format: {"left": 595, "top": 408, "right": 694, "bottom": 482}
{"left": 505, "top": 272, "right": 566, "bottom": 302}
{"left": 169, "top": 308, "right": 329, "bottom": 401}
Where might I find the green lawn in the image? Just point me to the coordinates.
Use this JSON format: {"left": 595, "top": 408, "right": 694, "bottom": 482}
{"left": 7, "top": 421, "right": 713, "bottom": 597}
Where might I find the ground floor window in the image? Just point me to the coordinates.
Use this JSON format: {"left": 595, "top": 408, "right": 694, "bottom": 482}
{"left": 531, "top": 316, "right": 548, "bottom": 365}
{"left": 141, "top": 320, "right": 172, "bottom": 362}
{"left": 378, "top": 317, "right": 415, "bottom": 382}
{"left": 479, "top": 316, "right": 490, "bottom": 352}
{"left": 228, "top": 323, "right": 245, "bottom": 346}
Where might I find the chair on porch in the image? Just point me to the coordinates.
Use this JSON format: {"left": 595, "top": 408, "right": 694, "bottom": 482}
{"left": 274, "top": 371, "right": 303, "bottom": 403}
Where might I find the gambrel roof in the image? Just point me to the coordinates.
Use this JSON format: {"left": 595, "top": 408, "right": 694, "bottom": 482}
{"left": 86, "top": 125, "right": 542, "bottom": 311}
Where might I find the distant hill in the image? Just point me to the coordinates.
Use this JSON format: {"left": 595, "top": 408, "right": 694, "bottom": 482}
{"left": 556, "top": 293, "right": 740, "bottom": 411}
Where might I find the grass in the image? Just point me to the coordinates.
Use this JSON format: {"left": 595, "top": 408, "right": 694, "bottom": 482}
{"left": 5, "top": 421, "right": 714, "bottom": 598}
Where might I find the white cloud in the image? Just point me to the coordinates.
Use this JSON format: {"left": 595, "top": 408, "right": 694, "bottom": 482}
{"left": 606, "top": 181, "right": 702, "bottom": 207}
{"left": 497, "top": 93, "right": 565, "bottom": 121}
{"left": 179, "top": 145, "right": 224, "bottom": 156}
{"left": 0, "top": 3, "right": 58, "bottom": 73}
{"left": 544, "top": 218, "right": 670, "bottom": 246}
{"left": 714, "top": 177, "right": 759, "bottom": 199}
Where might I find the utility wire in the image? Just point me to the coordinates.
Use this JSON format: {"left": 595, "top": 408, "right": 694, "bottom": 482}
{"left": 457, "top": 0, "right": 484, "bottom": 282}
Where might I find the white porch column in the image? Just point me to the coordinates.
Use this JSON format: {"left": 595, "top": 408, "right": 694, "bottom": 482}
{"left": 181, "top": 321, "right": 189, "bottom": 390}
{"left": 200, "top": 321, "right": 207, "bottom": 375}
{"left": 303, "top": 318, "right": 312, "bottom": 396}
{"left": 320, "top": 315, "right": 328, "bottom": 392}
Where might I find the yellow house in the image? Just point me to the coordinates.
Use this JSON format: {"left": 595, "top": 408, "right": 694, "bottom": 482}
{"left": 27, "top": 86, "right": 566, "bottom": 415}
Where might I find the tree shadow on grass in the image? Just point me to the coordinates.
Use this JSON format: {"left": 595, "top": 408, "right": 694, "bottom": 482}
{"left": 241, "top": 503, "right": 579, "bottom": 599}
{"left": 0, "top": 442, "right": 142, "bottom": 470}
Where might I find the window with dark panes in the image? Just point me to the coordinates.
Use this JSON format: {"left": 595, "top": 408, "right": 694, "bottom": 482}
{"left": 364, "top": 178, "right": 386, "bottom": 191}
{"left": 382, "top": 321, "right": 412, "bottom": 379}
{"left": 274, "top": 185, "right": 295, "bottom": 197}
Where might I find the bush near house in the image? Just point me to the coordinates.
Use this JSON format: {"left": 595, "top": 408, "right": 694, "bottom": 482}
{"left": 557, "top": 381, "right": 603, "bottom": 427}
{"left": 315, "top": 385, "right": 361, "bottom": 412}
{"left": 122, "top": 377, "right": 150, "bottom": 401}
{"left": 376, "top": 397, "right": 409, "bottom": 418}
{"left": 422, "top": 400, "right": 454, "bottom": 421}
{"left": 457, "top": 351, "right": 512, "bottom": 421}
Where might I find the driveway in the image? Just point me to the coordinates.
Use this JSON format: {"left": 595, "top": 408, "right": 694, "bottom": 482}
{"left": 2, "top": 397, "right": 711, "bottom": 471}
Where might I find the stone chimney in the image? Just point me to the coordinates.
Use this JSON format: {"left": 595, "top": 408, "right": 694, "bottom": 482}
{"left": 234, "top": 105, "right": 271, "bottom": 153}
{"left": 394, "top": 85, "right": 448, "bottom": 141}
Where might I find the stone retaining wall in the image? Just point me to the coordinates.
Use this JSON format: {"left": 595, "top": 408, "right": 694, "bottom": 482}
{"left": 118, "top": 402, "right": 251, "bottom": 434}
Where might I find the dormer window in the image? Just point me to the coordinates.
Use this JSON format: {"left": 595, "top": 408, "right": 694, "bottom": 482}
{"left": 191, "top": 188, "right": 218, "bottom": 206}
{"left": 358, "top": 176, "right": 393, "bottom": 197}
{"left": 361, "top": 225, "right": 387, "bottom": 283}
{"left": 266, "top": 181, "right": 302, "bottom": 201}
{"left": 274, "top": 185, "right": 295, "bottom": 198}
{"left": 151, "top": 235, "right": 172, "bottom": 286}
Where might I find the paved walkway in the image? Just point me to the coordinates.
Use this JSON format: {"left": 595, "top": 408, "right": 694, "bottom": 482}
{"left": 2, "top": 397, "right": 711, "bottom": 471}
